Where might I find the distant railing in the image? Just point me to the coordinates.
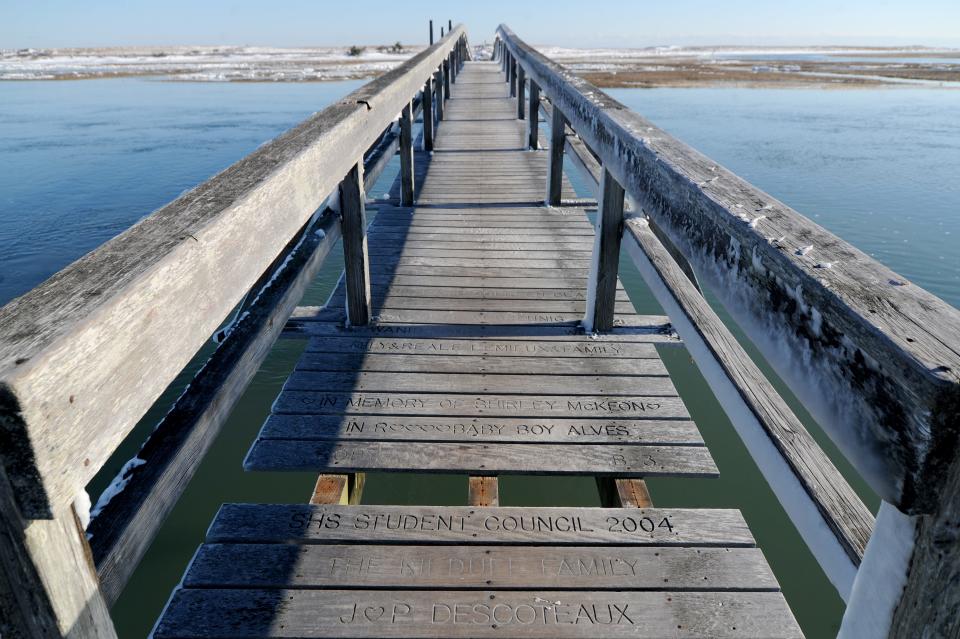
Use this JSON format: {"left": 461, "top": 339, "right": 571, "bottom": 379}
{"left": 495, "top": 23, "right": 960, "bottom": 638}
{"left": 0, "top": 27, "right": 469, "bottom": 638}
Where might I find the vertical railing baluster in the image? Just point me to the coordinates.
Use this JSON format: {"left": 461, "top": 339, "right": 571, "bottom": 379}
{"left": 527, "top": 80, "right": 540, "bottom": 149}
{"left": 422, "top": 79, "right": 434, "bottom": 151}
{"left": 583, "top": 167, "right": 625, "bottom": 333}
{"left": 509, "top": 56, "right": 517, "bottom": 96}
{"left": 399, "top": 101, "right": 415, "bottom": 206}
{"left": 434, "top": 68, "right": 444, "bottom": 121}
{"left": 340, "top": 162, "right": 372, "bottom": 326}
{"left": 516, "top": 66, "right": 526, "bottom": 120}
{"left": 444, "top": 58, "right": 452, "bottom": 94}
{"left": 546, "top": 106, "right": 566, "bottom": 206}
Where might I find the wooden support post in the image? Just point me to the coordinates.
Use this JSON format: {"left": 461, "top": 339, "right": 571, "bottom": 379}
{"left": 443, "top": 58, "right": 451, "bottom": 95}
{"left": 597, "top": 478, "right": 653, "bottom": 508}
{"left": 448, "top": 52, "right": 456, "bottom": 83}
{"left": 468, "top": 476, "right": 500, "bottom": 507}
{"left": 434, "top": 69, "right": 444, "bottom": 121}
{"left": 0, "top": 473, "right": 117, "bottom": 638}
{"left": 545, "top": 106, "right": 567, "bottom": 206}
{"left": 429, "top": 20, "right": 433, "bottom": 46}
{"left": 440, "top": 26, "right": 444, "bottom": 38}
{"left": 516, "top": 66, "right": 526, "bottom": 120}
{"left": 448, "top": 19, "right": 452, "bottom": 31}
{"left": 339, "top": 162, "right": 371, "bottom": 327}
{"left": 421, "top": 79, "right": 433, "bottom": 151}
{"left": 527, "top": 80, "right": 540, "bottom": 149}
{"left": 509, "top": 57, "right": 517, "bottom": 96}
{"left": 584, "top": 166, "right": 625, "bottom": 333}
{"left": 399, "top": 101, "right": 414, "bottom": 206}
{"left": 310, "top": 474, "right": 365, "bottom": 506}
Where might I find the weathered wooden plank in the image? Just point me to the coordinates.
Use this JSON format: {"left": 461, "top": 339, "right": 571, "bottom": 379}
{"left": 285, "top": 320, "right": 679, "bottom": 342}
{"left": 244, "top": 440, "right": 715, "bottom": 477}
{"left": 307, "top": 308, "right": 630, "bottom": 326}
{"left": 272, "top": 391, "right": 689, "bottom": 420}
{"left": 154, "top": 589, "right": 802, "bottom": 638}
{"left": 337, "top": 294, "right": 636, "bottom": 314}
{"left": 258, "top": 414, "right": 703, "bottom": 445}
{"left": 368, "top": 255, "right": 593, "bottom": 269}
{"left": 208, "top": 504, "right": 755, "bottom": 547}
{"left": 301, "top": 336, "right": 665, "bottom": 357}
{"left": 0, "top": 25, "right": 468, "bottom": 517}
{"left": 370, "top": 225, "right": 593, "bottom": 236}
{"left": 354, "top": 285, "right": 627, "bottom": 301}
{"left": 281, "top": 371, "right": 677, "bottom": 397}
{"left": 296, "top": 353, "right": 666, "bottom": 375}
{"left": 184, "top": 544, "right": 778, "bottom": 591}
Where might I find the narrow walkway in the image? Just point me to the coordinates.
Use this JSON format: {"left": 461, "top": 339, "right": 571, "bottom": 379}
{"left": 153, "top": 62, "right": 801, "bottom": 638}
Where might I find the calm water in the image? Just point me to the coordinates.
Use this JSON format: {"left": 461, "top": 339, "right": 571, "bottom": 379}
{"left": 1, "top": 78, "right": 959, "bottom": 638}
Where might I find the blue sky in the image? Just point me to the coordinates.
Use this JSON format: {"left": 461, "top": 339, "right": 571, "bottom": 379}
{"left": 4, "top": 0, "right": 960, "bottom": 49}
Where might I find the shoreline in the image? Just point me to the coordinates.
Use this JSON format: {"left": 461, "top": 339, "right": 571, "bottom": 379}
{"left": 3, "top": 44, "right": 959, "bottom": 88}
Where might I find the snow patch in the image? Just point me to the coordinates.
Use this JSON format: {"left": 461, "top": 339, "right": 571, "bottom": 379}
{"left": 90, "top": 457, "right": 147, "bottom": 522}
{"left": 74, "top": 490, "right": 91, "bottom": 530}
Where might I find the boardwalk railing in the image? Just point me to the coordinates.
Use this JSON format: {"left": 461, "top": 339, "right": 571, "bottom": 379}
{"left": 0, "top": 28, "right": 469, "bottom": 638}
{"left": 495, "top": 23, "right": 960, "bottom": 638}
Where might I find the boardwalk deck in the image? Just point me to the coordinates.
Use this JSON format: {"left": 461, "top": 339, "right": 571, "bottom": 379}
{"left": 153, "top": 61, "right": 802, "bottom": 638}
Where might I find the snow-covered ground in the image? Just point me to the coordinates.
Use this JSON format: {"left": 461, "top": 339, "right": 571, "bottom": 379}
{"left": 0, "top": 45, "right": 420, "bottom": 81}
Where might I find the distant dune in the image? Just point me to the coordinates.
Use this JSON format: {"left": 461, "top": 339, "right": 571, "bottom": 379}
{"left": 3, "top": 44, "right": 959, "bottom": 87}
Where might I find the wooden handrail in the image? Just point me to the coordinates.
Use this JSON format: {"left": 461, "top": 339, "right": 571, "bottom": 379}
{"left": 496, "top": 23, "right": 960, "bottom": 517}
{"left": 0, "top": 25, "right": 467, "bottom": 520}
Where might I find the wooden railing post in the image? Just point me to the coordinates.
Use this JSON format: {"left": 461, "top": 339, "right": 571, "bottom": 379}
{"left": 339, "top": 162, "right": 371, "bottom": 326}
{"left": 443, "top": 58, "right": 451, "bottom": 95}
{"left": 399, "top": 101, "right": 415, "bottom": 206}
{"left": 0, "top": 475, "right": 116, "bottom": 638}
{"left": 516, "top": 66, "right": 526, "bottom": 120}
{"left": 509, "top": 56, "right": 517, "bottom": 96}
{"left": 527, "top": 80, "right": 540, "bottom": 148}
{"left": 421, "top": 79, "right": 434, "bottom": 151}
{"left": 583, "top": 166, "right": 625, "bottom": 333}
{"left": 545, "top": 106, "right": 566, "bottom": 206}
{"left": 434, "top": 68, "right": 444, "bottom": 121}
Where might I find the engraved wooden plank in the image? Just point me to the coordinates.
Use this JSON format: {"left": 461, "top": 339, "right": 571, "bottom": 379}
{"left": 361, "top": 297, "right": 636, "bottom": 314}
{"left": 258, "top": 415, "right": 703, "bottom": 445}
{"left": 208, "top": 504, "right": 753, "bottom": 546}
{"left": 154, "top": 589, "right": 802, "bottom": 638}
{"left": 308, "top": 308, "right": 623, "bottom": 326}
{"left": 365, "top": 249, "right": 596, "bottom": 260}
{"left": 285, "top": 321, "right": 679, "bottom": 343}
{"left": 244, "top": 440, "right": 715, "bottom": 477}
{"left": 301, "top": 336, "right": 664, "bottom": 357}
{"left": 371, "top": 266, "right": 591, "bottom": 280}
{"left": 272, "top": 392, "right": 689, "bottom": 419}
{"left": 184, "top": 544, "right": 778, "bottom": 591}
{"left": 295, "top": 353, "right": 666, "bottom": 375}
{"left": 373, "top": 241, "right": 594, "bottom": 252}
{"left": 373, "top": 219, "right": 592, "bottom": 229}
{"left": 368, "top": 232, "right": 593, "bottom": 243}
{"left": 282, "top": 371, "right": 677, "bottom": 397}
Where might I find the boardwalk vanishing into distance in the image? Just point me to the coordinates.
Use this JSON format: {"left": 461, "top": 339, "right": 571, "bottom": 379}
{"left": 1, "top": 22, "right": 959, "bottom": 639}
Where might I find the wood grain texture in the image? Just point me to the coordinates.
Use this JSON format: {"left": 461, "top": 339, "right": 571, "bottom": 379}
{"left": 154, "top": 589, "right": 802, "bottom": 638}
{"left": 399, "top": 102, "right": 415, "bottom": 206}
{"left": 87, "top": 213, "right": 341, "bottom": 605}
{"left": 183, "top": 543, "right": 778, "bottom": 591}
{"left": 340, "top": 163, "right": 372, "bottom": 326}
{"left": 258, "top": 414, "right": 702, "bottom": 446}
{"left": 245, "top": 440, "right": 716, "bottom": 477}
{"left": 496, "top": 24, "right": 960, "bottom": 513}
{"left": 208, "top": 504, "right": 756, "bottom": 547}
{"left": 584, "top": 167, "right": 626, "bottom": 333}
{"left": 624, "top": 217, "right": 872, "bottom": 579}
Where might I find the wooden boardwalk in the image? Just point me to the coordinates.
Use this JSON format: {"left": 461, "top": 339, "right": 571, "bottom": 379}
{"left": 152, "top": 61, "right": 801, "bottom": 638}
